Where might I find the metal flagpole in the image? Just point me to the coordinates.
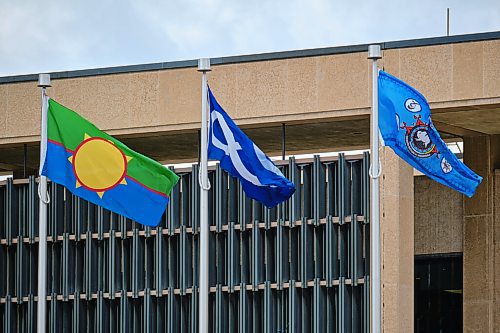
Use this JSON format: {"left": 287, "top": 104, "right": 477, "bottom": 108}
{"left": 197, "top": 58, "right": 211, "bottom": 333}
{"left": 368, "top": 44, "right": 382, "bottom": 333}
{"left": 37, "top": 73, "right": 51, "bottom": 332}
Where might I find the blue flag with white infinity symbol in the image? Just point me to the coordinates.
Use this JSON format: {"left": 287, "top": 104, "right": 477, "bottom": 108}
{"left": 207, "top": 87, "right": 295, "bottom": 207}
{"left": 378, "top": 70, "right": 482, "bottom": 197}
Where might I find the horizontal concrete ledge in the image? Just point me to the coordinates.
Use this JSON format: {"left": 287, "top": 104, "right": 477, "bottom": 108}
{"left": 0, "top": 277, "right": 367, "bottom": 303}
{"left": 0, "top": 106, "right": 371, "bottom": 146}
{"left": 2, "top": 95, "right": 494, "bottom": 147}
{"left": 0, "top": 215, "right": 366, "bottom": 245}
{"left": 1, "top": 31, "right": 499, "bottom": 84}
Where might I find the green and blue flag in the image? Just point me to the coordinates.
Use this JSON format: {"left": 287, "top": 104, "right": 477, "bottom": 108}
{"left": 41, "top": 98, "right": 179, "bottom": 226}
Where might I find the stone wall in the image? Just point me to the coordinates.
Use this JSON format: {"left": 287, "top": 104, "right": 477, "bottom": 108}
{"left": 414, "top": 175, "right": 463, "bottom": 255}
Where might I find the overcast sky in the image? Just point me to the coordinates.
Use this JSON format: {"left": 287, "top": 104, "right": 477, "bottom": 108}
{"left": 1, "top": 0, "right": 499, "bottom": 76}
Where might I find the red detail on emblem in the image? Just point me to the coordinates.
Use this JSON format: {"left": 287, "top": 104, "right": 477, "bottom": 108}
{"left": 401, "top": 115, "right": 428, "bottom": 134}
{"left": 400, "top": 115, "right": 440, "bottom": 158}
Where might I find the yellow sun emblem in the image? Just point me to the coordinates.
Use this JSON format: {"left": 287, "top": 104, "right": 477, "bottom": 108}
{"left": 68, "top": 134, "right": 132, "bottom": 198}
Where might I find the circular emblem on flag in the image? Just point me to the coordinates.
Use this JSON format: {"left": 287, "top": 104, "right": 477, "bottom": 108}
{"left": 441, "top": 157, "right": 452, "bottom": 174}
{"left": 406, "top": 126, "right": 435, "bottom": 158}
{"left": 405, "top": 98, "right": 421, "bottom": 112}
{"left": 68, "top": 134, "right": 132, "bottom": 197}
{"left": 401, "top": 115, "right": 438, "bottom": 158}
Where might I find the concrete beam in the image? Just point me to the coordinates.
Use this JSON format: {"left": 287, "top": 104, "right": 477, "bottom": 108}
{"left": 1, "top": 39, "right": 500, "bottom": 147}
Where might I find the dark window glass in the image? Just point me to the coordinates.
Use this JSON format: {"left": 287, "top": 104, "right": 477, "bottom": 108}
{"left": 414, "top": 254, "right": 462, "bottom": 333}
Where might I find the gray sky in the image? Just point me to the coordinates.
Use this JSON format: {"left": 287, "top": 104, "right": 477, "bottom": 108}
{"left": 1, "top": 0, "right": 499, "bottom": 76}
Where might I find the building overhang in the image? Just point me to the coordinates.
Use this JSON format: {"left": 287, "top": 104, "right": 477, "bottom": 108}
{"left": 1, "top": 31, "right": 499, "bottom": 174}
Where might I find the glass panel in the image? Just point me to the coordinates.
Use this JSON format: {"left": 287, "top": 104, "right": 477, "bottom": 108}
{"left": 415, "top": 254, "right": 462, "bottom": 333}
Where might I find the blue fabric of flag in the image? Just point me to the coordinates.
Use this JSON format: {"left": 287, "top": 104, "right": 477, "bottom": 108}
{"left": 378, "top": 70, "right": 482, "bottom": 197}
{"left": 42, "top": 141, "right": 169, "bottom": 226}
{"left": 207, "top": 87, "right": 295, "bottom": 207}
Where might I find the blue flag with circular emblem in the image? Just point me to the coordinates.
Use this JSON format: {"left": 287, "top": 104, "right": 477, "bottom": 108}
{"left": 378, "top": 70, "right": 482, "bottom": 197}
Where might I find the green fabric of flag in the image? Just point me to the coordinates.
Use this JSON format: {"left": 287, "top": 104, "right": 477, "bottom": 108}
{"left": 41, "top": 98, "right": 179, "bottom": 226}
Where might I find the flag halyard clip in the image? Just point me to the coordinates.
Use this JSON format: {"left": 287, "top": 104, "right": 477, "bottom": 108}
{"left": 198, "top": 169, "right": 211, "bottom": 190}
{"left": 38, "top": 184, "right": 50, "bottom": 204}
{"left": 369, "top": 157, "right": 382, "bottom": 179}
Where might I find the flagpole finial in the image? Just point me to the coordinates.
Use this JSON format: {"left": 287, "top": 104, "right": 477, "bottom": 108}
{"left": 38, "top": 74, "right": 51, "bottom": 87}
{"left": 368, "top": 45, "right": 382, "bottom": 59}
{"left": 197, "top": 58, "right": 211, "bottom": 72}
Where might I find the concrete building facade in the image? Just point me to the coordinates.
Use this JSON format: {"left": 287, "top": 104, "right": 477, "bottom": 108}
{"left": 1, "top": 31, "right": 500, "bottom": 332}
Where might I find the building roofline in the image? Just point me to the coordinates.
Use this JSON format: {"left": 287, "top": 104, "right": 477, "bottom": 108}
{"left": 1, "top": 30, "right": 499, "bottom": 84}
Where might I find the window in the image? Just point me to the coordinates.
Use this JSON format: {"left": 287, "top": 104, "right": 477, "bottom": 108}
{"left": 415, "top": 254, "right": 462, "bottom": 333}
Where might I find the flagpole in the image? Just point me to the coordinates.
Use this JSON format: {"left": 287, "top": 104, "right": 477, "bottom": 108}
{"left": 197, "top": 58, "right": 211, "bottom": 333}
{"left": 37, "top": 73, "right": 51, "bottom": 333}
{"left": 368, "top": 45, "right": 382, "bottom": 333}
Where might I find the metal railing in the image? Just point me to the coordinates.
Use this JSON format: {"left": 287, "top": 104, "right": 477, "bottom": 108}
{"left": 0, "top": 153, "right": 370, "bottom": 332}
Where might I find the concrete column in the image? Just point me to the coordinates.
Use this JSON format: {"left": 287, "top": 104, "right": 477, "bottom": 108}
{"left": 494, "top": 169, "right": 500, "bottom": 331}
{"left": 379, "top": 147, "right": 414, "bottom": 333}
{"left": 462, "top": 135, "right": 500, "bottom": 333}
